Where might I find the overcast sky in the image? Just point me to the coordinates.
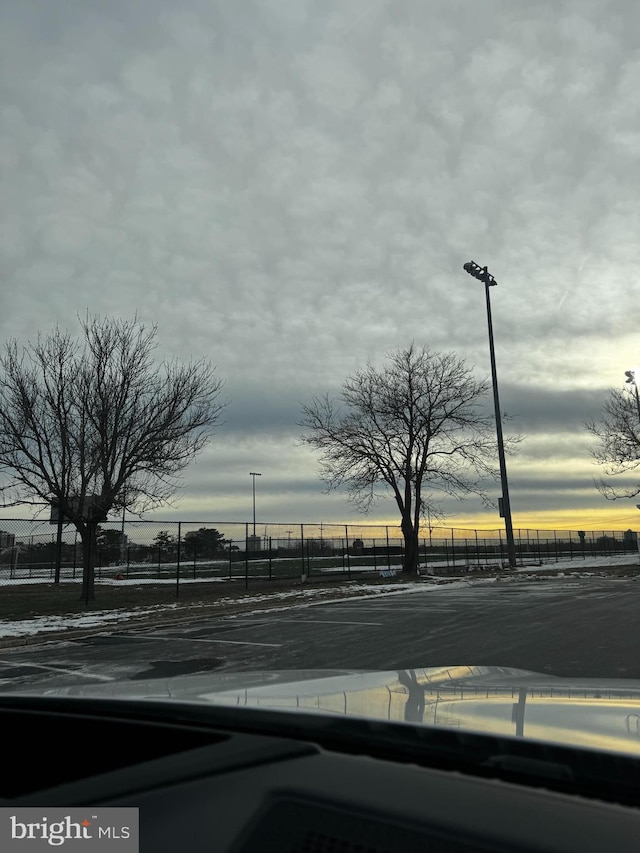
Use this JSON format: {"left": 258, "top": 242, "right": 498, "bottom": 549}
{"left": 2, "top": 0, "right": 640, "bottom": 533}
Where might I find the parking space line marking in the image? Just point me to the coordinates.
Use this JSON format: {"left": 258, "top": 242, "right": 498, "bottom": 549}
{"left": 331, "top": 605, "right": 457, "bottom": 611}
{"left": 325, "top": 606, "right": 456, "bottom": 613}
{"left": 268, "top": 618, "right": 382, "bottom": 626}
{"left": 110, "top": 633, "right": 281, "bottom": 648}
{"left": 0, "top": 658, "right": 115, "bottom": 681}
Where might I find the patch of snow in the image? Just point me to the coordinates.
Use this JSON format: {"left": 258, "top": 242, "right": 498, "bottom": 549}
{"left": 516, "top": 554, "right": 639, "bottom": 572}
{"left": 0, "top": 604, "right": 178, "bottom": 638}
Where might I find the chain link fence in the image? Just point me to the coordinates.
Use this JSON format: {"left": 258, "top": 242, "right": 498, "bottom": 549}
{"left": 0, "top": 519, "right": 637, "bottom": 591}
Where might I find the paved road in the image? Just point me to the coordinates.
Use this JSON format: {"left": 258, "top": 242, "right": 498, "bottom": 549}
{"left": 0, "top": 577, "right": 638, "bottom": 690}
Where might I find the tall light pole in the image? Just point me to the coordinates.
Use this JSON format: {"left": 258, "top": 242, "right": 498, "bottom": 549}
{"left": 249, "top": 472, "right": 261, "bottom": 537}
{"left": 463, "top": 260, "right": 517, "bottom": 568}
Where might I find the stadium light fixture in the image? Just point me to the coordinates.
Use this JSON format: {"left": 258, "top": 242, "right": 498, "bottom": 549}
{"left": 463, "top": 261, "right": 497, "bottom": 286}
{"left": 625, "top": 370, "right": 640, "bottom": 423}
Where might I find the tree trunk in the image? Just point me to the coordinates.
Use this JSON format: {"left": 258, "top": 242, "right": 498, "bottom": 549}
{"left": 80, "top": 522, "right": 97, "bottom": 603}
{"left": 401, "top": 517, "right": 420, "bottom": 575}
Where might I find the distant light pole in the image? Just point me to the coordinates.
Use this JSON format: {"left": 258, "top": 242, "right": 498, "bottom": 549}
{"left": 249, "top": 472, "right": 262, "bottom": 537}
{"left": 463, "top": 260, "right": 517, "bottom": 569}
{"left": 120, "top": 504, "right": 126, "bottom": 565}
{"left": 625, "top": 370, "right": 640, "bottom": 423}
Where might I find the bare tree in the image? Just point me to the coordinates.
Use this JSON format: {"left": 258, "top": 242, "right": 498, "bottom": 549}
{"left": 585, "top": 382, "right": 640, "bottom": 499}
{"left": 0, "top": 315, "right": 226, "bottom": 601}
{"left": 300, "top": 344, "right": 506, "bottom": 575}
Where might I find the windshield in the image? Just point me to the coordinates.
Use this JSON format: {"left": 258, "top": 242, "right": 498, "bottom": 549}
{"left": 1, "top": 0, "right": 640, "bottom": 754}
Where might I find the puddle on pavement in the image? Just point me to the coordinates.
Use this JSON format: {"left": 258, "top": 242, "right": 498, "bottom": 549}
{"left": 134, "top": 658, "right": 224, "bottom": 679}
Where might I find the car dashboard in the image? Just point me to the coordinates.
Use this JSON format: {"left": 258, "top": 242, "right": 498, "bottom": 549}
{"left": 2, "top": 694, "right": 640, "bottom": 853}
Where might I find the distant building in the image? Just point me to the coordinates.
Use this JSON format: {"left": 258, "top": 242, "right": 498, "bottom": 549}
{"left": 0, "top": 531, "right": 15, "bottom": 549}
{"left": 247, "top": 534, "right": 261, "bottom": 551}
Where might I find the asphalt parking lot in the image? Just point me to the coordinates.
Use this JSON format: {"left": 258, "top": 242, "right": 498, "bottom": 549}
{"left": 0, "top": 576, "right": 638, "bottom": 690}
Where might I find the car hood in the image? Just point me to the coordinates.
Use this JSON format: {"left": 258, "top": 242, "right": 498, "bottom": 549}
{"left": 21, "top": 665, "right": 640, "bottom": 757}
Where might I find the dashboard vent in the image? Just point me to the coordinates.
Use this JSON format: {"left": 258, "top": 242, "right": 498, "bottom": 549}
{"left": 236, "top": 798, "right": 487, "bottom": 853}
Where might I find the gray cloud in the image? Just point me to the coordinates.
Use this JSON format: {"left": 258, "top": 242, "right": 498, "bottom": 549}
{"left": 500, "top": 385, "right": 608, "bottom": 433}
{"left": 2, "top": 0, "right": 639, "bottom": 527}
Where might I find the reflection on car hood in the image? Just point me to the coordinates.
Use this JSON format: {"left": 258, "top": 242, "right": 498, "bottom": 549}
{"left": 26, "top": 665, "right": 640, "bottom": 756}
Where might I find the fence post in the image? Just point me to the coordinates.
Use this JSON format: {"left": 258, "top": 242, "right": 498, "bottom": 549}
{"left": 176, "top": 521, "right": 181, "bottom": 599}
{"left": 245, "top": 522, "right": 249, "bottom": 590}
{"left": 345, "top": 525, "right": 351, "bottom": 579}
{"left": 229, "top": 539, "right": 233, "bottom": 580}
{"left": 373, "top": 539, "right": 377, "bottom": 570}
{"left": 386, "top": 527, "right": 391, "bottom": 571}
{"left": 300, "top": 523, "right": 305, "bottom": 580}
{"left": 54, "top": 513, "right": 63, "bottom": 584}
{"left": 269, "top": 537, "right": 272, "bottom": 580}
{"left": 11, "top": 546, "right": 18, "bottom": 579}
{"left": 451, "top": 529, "right": 455, "bottom": 569}
{"left": 193, "top": 544, "right": 197, "bottom": 580}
